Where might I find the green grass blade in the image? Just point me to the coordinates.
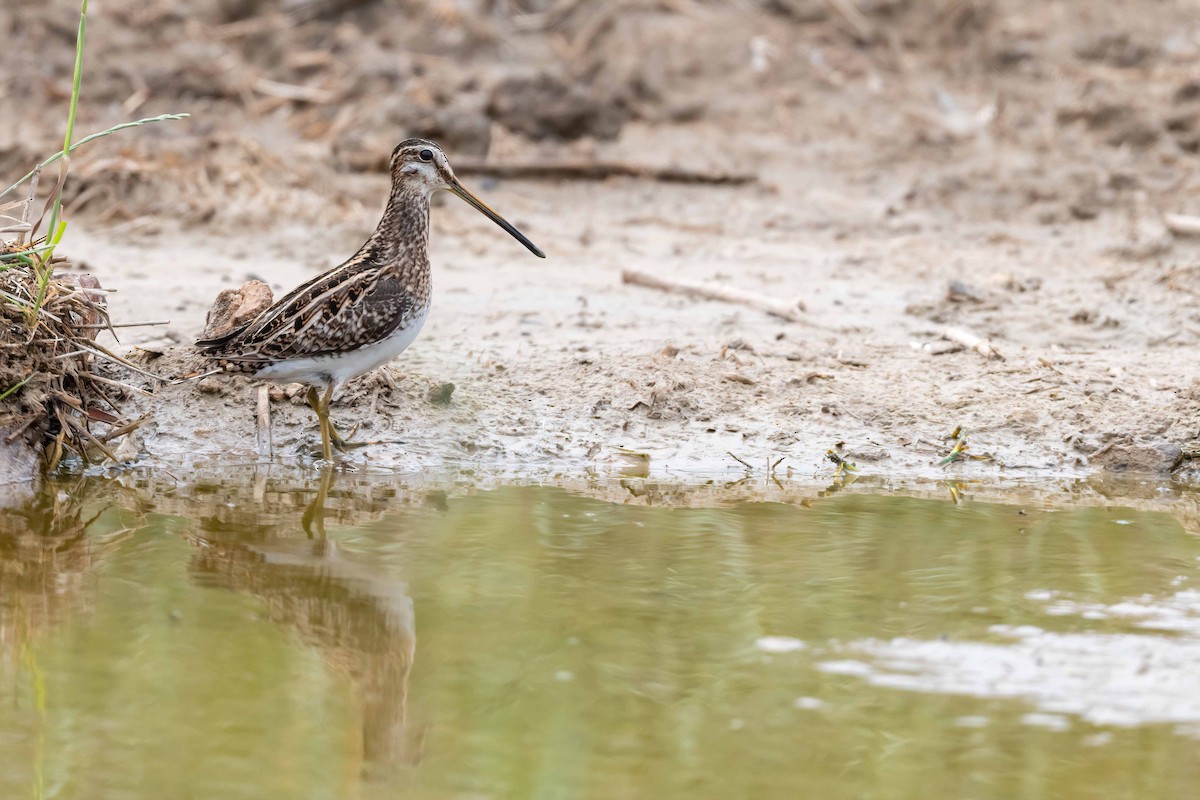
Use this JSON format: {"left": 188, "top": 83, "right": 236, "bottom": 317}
{"left": 43, "top": 0, "right": 88, "bottom": 247}
{"left": 0, "top": 244, "right": 58, "bottom": 264}
{"left": 28, "top": 221, "right": 67, "bottom": 315}
{"left": 0, "top": 374, "right": 32, "bottom": 402}
{"left": 0, "top": 113, "right": 190, "bottom": 201}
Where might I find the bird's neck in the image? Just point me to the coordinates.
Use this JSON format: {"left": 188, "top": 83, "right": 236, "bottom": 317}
{"left": 360, "top": 186, "right": 431, "bottom": 279}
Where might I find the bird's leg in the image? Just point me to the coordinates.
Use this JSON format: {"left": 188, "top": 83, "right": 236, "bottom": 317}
{"left": 306, "top": 385, "right": 335, "bottom": 461}
{"left": 320, "top": 384, "right": 338, "bottom": 459}
{"left": 319, "top": 384, "right": 374, "bottom": 452}
{"left": 306, "top": 384, "right": 360, "bottom": 453}
{"left": 310, "top": 383, "right": 395, "bottom": 453}
{"left": 305, "top": 385, "right": 322, "bottom": 419}
{"left": 318, "top": 383, "right": 376, "bottom": 451}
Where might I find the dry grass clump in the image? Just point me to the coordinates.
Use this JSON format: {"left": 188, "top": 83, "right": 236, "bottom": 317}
{"left": 0, "top": 245, "right": 149, "bottom": 468}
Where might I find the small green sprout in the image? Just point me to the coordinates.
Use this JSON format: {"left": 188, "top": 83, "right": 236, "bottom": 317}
{"left": 826, "top": 448, "right": 859, "bottom": 478}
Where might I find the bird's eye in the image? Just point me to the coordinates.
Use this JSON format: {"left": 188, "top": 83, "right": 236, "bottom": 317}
{"left": 419, "top": 149, "right": 434, "bottom": 162}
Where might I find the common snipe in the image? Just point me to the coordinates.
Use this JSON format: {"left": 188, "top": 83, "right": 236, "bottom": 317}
{"left": 197, "top": 138, "right": 545, "bottom": 460}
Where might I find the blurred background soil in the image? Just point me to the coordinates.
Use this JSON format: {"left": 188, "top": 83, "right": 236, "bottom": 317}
{"left": 5, "top": 0, "right": 1200, "bottom": 477}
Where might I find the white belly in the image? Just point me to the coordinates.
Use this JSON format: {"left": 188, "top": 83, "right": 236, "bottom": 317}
{"left": 256, "top": 307, "right": 429, "bottom": 387}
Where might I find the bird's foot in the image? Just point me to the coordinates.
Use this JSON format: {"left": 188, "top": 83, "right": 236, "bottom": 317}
{"left": 329, "top": 423, "right": 369, "bottom": 452}
{"left": 328, "top": 422, "right": 404, "bottom": 452}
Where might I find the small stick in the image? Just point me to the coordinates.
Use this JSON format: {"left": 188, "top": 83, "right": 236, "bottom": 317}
{"left": 84, "top": 373, "right": 155, "bottom": 398}
{"left": 172, "top": 367, "right": 224, "bottom": 384}
{"left": 256, "top": 384, "right": 273, "bottom": 459}
{"left": 252, "top": 77, "right": 337, "bottom": 104}
{"left": 80, "top": 376, "right": 122, "bottom": 410}
{"left": 48, "top": 286, "right": 114, "bottom": 300}
{"left": 63, "top": 413, "right": 120, "bottom": 464}
{"left": 76, "top": 320, "right": 169, "bottom": 329}
{"left": 50, "top": 390, "right": 84, "bottom": 410}
{"left": 75, "top": 341, "right": 169, "bottom": 381}
{"left": 623, "top": 269, "right": 806, "bottom": 322}
{"left": 430, "top": 159, "right": 754, "bottom": 186}
{"left": 1164, "top": 213, "right": 1200, "bottom": 237}
{"left": 728, "top": 452, "right": 754, "bottom": 470}
{"left": 96, "top": 414, "right": 150, "bottom": 444}
{"left": 939, "top": 325, "right": 1005, "bottom": 361}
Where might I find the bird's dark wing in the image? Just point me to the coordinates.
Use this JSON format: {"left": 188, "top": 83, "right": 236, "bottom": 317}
{"left": 199, "top": 269, "right": 420, "bottom": 363}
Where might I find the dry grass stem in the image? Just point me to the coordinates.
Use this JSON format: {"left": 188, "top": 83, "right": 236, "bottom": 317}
{"left": 622, "top": 268, "right": 807, "bottom": 323}
{"left": 1164, "top": 213, "right": 1200, "bottom": 237}
{"left": 939, "top": 325, "right": 1005, "bottom": 361}
{"left": 256, "top": 385, "right": 273, "bottom": 459}
{"left": 450, "top": 159, "right": 755, "bottom": 185}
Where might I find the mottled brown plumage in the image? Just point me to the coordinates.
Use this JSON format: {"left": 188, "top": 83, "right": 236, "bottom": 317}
{"left": 198, "top": 140, "right": 435, "bottom": 372}
{"left": 196, "top": 138, "right": 545, "bottom": 460}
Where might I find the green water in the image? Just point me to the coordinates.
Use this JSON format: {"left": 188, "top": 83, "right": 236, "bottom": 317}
{"left": 1, "top": 474, "right": 1199, "bottom": 799}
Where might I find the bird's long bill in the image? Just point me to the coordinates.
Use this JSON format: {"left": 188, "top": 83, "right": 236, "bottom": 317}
{"left": 448, "top": 180, "right": 545, "bottom": 258}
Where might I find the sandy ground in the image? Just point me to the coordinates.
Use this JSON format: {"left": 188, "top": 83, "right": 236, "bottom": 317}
{"left": 6, "top": 0, "right": 1200, "bottom": 482}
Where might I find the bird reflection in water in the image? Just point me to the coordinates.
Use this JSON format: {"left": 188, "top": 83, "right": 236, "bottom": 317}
{"left": 185, "top": 467, "right": 417, "bottom": 767}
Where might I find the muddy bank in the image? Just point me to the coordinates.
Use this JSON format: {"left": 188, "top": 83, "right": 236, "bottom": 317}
{"left": 16, "top": 159, "right": 1200, "bottom": 482}
{"left": 68, "top": 164, "right": 1200, "bottom": 482}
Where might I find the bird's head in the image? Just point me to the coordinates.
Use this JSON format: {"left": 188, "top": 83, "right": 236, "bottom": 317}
{"left": 390, "top": 139, "right": 545, "bottom": 258}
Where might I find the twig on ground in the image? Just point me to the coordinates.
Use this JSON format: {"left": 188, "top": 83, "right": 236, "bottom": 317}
{"left": 76, "top": 319, "right": 169, "bottom": 329}
{"left": 62, "top": 412, "right": 119, "bottom": 463}
{"left": 85, "top": 372, "right": 153, "bottom": 397}
{"left": 256, "top": 385, "right": 272, "bottom": 459}
{"left": 622, "top": 269, "right": 806, "bottom": 322}
{"left": 728, "top": 452, "right": 754, "bottom": 470}
{"left": 252, "top": 77, "right": 337, "bottom": 104}
{"left": 95, "top": 414, "right": 148, "bottom": 444}
{"left": 939, "top": 325, "right": 1004, "bottom": 360}
{"left": 75, "top": 341, "right": 169, "bottom": 382}
{"left": 449, "top": 160, "right": 756, "bottom": 185}
{"left": 565, "top": 0, "right": 634, "bottom": 59}
{"left": 1164, "top": 213, "right": 1200, "bottom": 237}
{"left": 173, "top": 367, "right": 224, "bottom": 384}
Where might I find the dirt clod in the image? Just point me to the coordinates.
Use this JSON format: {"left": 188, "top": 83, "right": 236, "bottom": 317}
{"left": 426, "top": 382, "right": 455, "bottom": 407}
{"left": 201, "top": 280, "right": 273, "bottom": 341}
